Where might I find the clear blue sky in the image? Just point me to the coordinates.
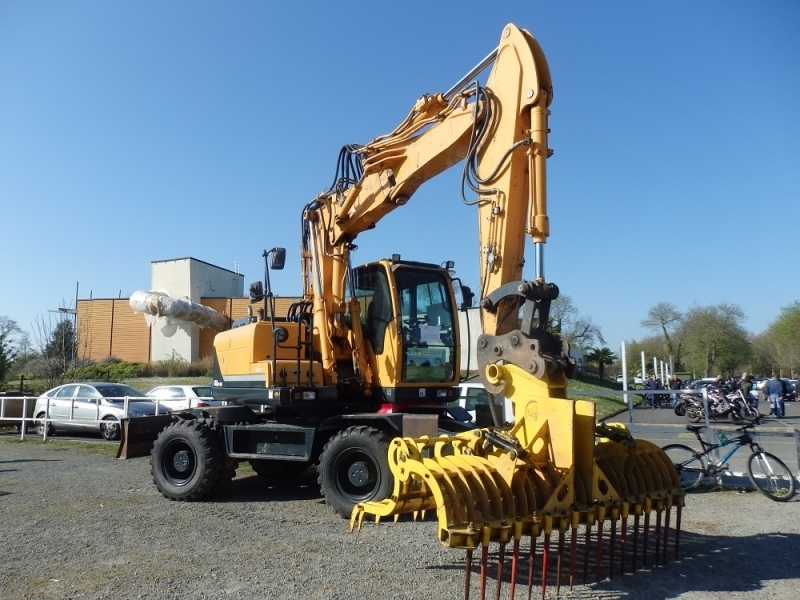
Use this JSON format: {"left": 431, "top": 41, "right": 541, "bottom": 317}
{"left": 2, "top": 1, "right": 798, "bottom": 350}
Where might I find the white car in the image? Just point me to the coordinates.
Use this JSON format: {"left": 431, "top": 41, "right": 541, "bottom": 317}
{"left": 457, "top": 381, "right": 514, "bottom": 425}
{"left": 145, "top": 385, "right": 223, "bottom": 412}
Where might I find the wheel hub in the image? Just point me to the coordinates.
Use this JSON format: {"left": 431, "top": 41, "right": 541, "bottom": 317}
{"left": 173, "top": 450, "right": 191, "bottom": 473}
{"left": 348, "top": 461, "right": 370, "bottom": 487}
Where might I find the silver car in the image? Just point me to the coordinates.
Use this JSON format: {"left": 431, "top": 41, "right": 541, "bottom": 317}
{"left": 34, "top": 382, "right": 157, "bottom": 441}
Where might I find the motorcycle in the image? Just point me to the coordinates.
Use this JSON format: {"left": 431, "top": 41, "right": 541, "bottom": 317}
{"left": 685, "top": 386, "right": 759, "bottom": 423}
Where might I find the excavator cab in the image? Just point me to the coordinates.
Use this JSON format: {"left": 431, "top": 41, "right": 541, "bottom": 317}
{"left": 351, "top": 257, "right": 459, "bottom": 392}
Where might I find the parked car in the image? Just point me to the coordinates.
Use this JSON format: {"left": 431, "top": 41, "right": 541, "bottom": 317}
{"left": 145, "top": 385, "right": 223, "bottom": 411}
{"left": 457, "top": 381, "right": 514, "bottom": 425}
{"left": 34, "top": 382, "right": 157, "bottom": 440}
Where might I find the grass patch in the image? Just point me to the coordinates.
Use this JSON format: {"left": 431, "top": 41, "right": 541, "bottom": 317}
{"left": 0, "top": 435, "right": 120, "bottom": 458}
{"left": 567, "top": 376, "right": 642, "bottom": 420}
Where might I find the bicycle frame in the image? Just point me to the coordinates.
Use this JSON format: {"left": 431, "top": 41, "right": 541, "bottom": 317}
{"left": 691, "top": 427, "right": 758, "bottom": 469}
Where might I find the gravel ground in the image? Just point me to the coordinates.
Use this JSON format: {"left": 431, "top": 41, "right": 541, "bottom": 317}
{"left": 1, "top": 438, "right": 799, "bottom": 600}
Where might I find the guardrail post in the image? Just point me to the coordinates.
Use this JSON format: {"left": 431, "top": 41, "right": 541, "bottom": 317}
{"left": 21, "top": 396, "right": 28, "bottom": 441}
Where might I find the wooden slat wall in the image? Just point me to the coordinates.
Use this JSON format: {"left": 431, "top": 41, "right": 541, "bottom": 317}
{"left": 78, "top": 297, "right": 304, "bottom": 363}
{"left": 77, "top": 299, "right": 151, "bottom": 363}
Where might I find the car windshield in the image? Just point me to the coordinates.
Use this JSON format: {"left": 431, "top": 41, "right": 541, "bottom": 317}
{"left": 96, "top": 384, "right": 146, "bottom": 401}
{"left": 192, "top": 387, "right": 213, "bottom": 398}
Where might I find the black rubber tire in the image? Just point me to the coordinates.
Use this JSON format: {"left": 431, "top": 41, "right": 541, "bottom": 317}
{"left": 674, "top": 403, "right": 686, "bottom": 416}
{"left": 35, "top": 413, "right": 54, "bottom": 437}
{"left": 151, "top": 420, "right": 223, "bottom": 501}
{"left": 686, "top": 408, "right": 703, "bottom": 423}
{"left": 741, "top": 404, "right": 760, "bottom": 420}
{"left": 250, "top": 459, "right": 310, "bottom": 480}
{"left": 213, "top": 457, "right": 238, "bottom": 495}
{"left": 728, "top": 411, "right": 743, "bottom": 424}
{"left": 100, "top": 417, "right": 121, "bottom": 441}
{"left": 662, "top": 444, "right": 706, "bottom": 490}
{"left": 317, "top": 425, "right": 393, "bottom": 518}
{"left": 747, "top": 451, "right": 796, "bottom": 502}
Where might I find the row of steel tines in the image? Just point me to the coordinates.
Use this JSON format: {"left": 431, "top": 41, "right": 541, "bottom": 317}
{"left": 461, "top": 496, "right": 684, "bottom": 600}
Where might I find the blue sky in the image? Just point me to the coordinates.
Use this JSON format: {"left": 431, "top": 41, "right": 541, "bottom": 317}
{"left": 1, "top": 1, "right": 798, "bottom": 350}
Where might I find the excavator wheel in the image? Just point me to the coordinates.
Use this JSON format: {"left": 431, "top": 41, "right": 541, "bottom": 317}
{"left": 318, "top": 425, "right": 393, "bottom": 518}
{"left": 250, "top": 459, "right": 310, "bottom": 480}
{"left": 151, "top": 419, "right": 224, "bottom": 501}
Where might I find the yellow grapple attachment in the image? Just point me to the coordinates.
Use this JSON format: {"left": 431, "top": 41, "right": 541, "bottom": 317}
{"left": 351, "top": 363, "right": 685, "bottom": 598}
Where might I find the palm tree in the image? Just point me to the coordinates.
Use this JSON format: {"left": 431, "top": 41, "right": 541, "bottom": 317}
{"left": 585, "top": 347, "right": 618, "bottom": 381}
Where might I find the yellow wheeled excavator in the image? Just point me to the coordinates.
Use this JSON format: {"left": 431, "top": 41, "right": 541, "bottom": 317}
{"left": 130, "top": 22, "right": 684, "bottom": 599}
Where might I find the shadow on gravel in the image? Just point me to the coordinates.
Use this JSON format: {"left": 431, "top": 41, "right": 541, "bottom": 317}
{"left": 215, "top": 471, "right": 323, "bottom": 504}
{"left": 425, "top": 528, "right": 800, "bottom": 599}
{"left": 0, "top": 458, "right": 61, "bottom": 464}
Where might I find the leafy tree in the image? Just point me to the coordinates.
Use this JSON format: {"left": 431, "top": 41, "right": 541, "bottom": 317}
{"left": 755, "top": 301, "right": 800, "bottom": 376}
{"left": 678, "top": 303, "right": 751, "bottom": 377}
{"left": 585, "top": 347, "right": 617, "bottom": 380}
{"left": 0, "top": 317, "right": 19, "bottom": 384}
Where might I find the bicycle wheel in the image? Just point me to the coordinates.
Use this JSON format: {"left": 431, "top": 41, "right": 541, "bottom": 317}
{"left": 747, "top": 451, "right": 797, "bottom": 501}
{"left": 662, "top": 444, "right": 706, "bottom": 490}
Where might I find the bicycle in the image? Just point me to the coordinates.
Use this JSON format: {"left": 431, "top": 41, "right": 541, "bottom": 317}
{"left": 662, "top": 419, "right": 797, "bottom": 502}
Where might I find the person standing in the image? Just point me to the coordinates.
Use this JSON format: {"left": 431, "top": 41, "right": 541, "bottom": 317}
{"left": 646, "top": 374, "right": 663, "bottom": 408}
{"left": 668, "top": 374, "right": 683, "bottom": 407}
{"left": 764, "top": 373, "right": 786, "bottom": 418}
{"left": 739, "top": 372, "right": 756, "bottom": 409}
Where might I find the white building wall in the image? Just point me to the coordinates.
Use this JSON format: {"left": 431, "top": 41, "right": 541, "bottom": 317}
{"left": 149, "top": 258, "right": 244, "bottom": 362}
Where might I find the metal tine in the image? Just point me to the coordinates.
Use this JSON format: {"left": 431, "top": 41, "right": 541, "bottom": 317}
{"left": 595, "top": 519, "right": 603, "bottom": 583}
{"left": 465, "top": 549, "right": 473, "bottom": 600}
{"left": 495, "top": 542, "right": 506, "bottom": 600}
{"left": 541, "top": 530, "right": 551, "bottom": 600}
{"left": 582, "top": 519, "right": 592, "bottom": 584}
{"left": 555, "top": 526, "right": 565, "bottom": 596}
{"left": 663, "top": 506, "right": 671, "bottom": 563}
{"left": 632, "top": 513, "right": 640, "bottom": 572}
{"left": 620, "top": 515, "right": 627, "bottom": 576}
{"left": 526, "top": 533, "right": 538, "bottom": 600}
{"left": 609, "top": 517, "right": 617, "bottom": 579}
{"left": 675, "top": 506, "right": 682, "bottom": 559}
{"left": 509, "top": 538, "right": 520, "bottom": 600}
{"left": 569, "top": 518, "right": 578, "bottom": 590}
{"left": 480, "top": 545, "right": 489, "bottom": 600}
{"left": 643, "top": 511, "right": 650, "bottom": 570}
{"left": 655, "top": 509, "right": 662, "bottom": 567}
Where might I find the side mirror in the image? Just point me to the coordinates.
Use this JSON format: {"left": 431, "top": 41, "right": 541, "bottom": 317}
{"left": 270, "top": 248, "right": 286, "bottom": 270}
{"left": 460, "top": 285, "right": 474, "bottom": 310}
{"left": 249, "top": 281, "right": 264, "bottom": 303}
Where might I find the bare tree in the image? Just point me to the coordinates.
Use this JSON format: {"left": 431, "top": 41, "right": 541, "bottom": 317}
{"left": 549, "top": 294, "right": 605, "bottom": 351}
{"left": 31, "top": 308, "right": 76, "bottom": 388}
{"left": 641, "top": 302, "right": 684, "bottom": 368}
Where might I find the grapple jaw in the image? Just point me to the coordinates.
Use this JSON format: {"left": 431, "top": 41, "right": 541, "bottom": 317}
{"left": 351, "top": 363, "right": 685, "bottom": 598}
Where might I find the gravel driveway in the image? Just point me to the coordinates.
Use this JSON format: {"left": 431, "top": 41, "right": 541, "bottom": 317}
{"left": 1, "top": 438, "right": 799, "bottom": 600}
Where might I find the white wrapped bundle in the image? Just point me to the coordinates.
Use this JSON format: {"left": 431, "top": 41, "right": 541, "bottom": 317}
{"left": 129, "top": 290, "right": 230, "bottom": 332}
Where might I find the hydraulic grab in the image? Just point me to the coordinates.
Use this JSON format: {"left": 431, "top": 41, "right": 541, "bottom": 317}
{"left": 344, "top": 24, "right": 686, "bottom": 598}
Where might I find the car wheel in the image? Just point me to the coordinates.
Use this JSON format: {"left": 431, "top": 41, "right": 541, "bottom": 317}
{"left": 35, "top": 413, "right": 54, "bottom": 437}
{"left": 101, "top": 417, "right": 121, "bottom": 441}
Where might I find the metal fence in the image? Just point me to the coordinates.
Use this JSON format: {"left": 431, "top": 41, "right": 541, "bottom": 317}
{"left": 0, "top": 394, "right": 172, "bottom": 441}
